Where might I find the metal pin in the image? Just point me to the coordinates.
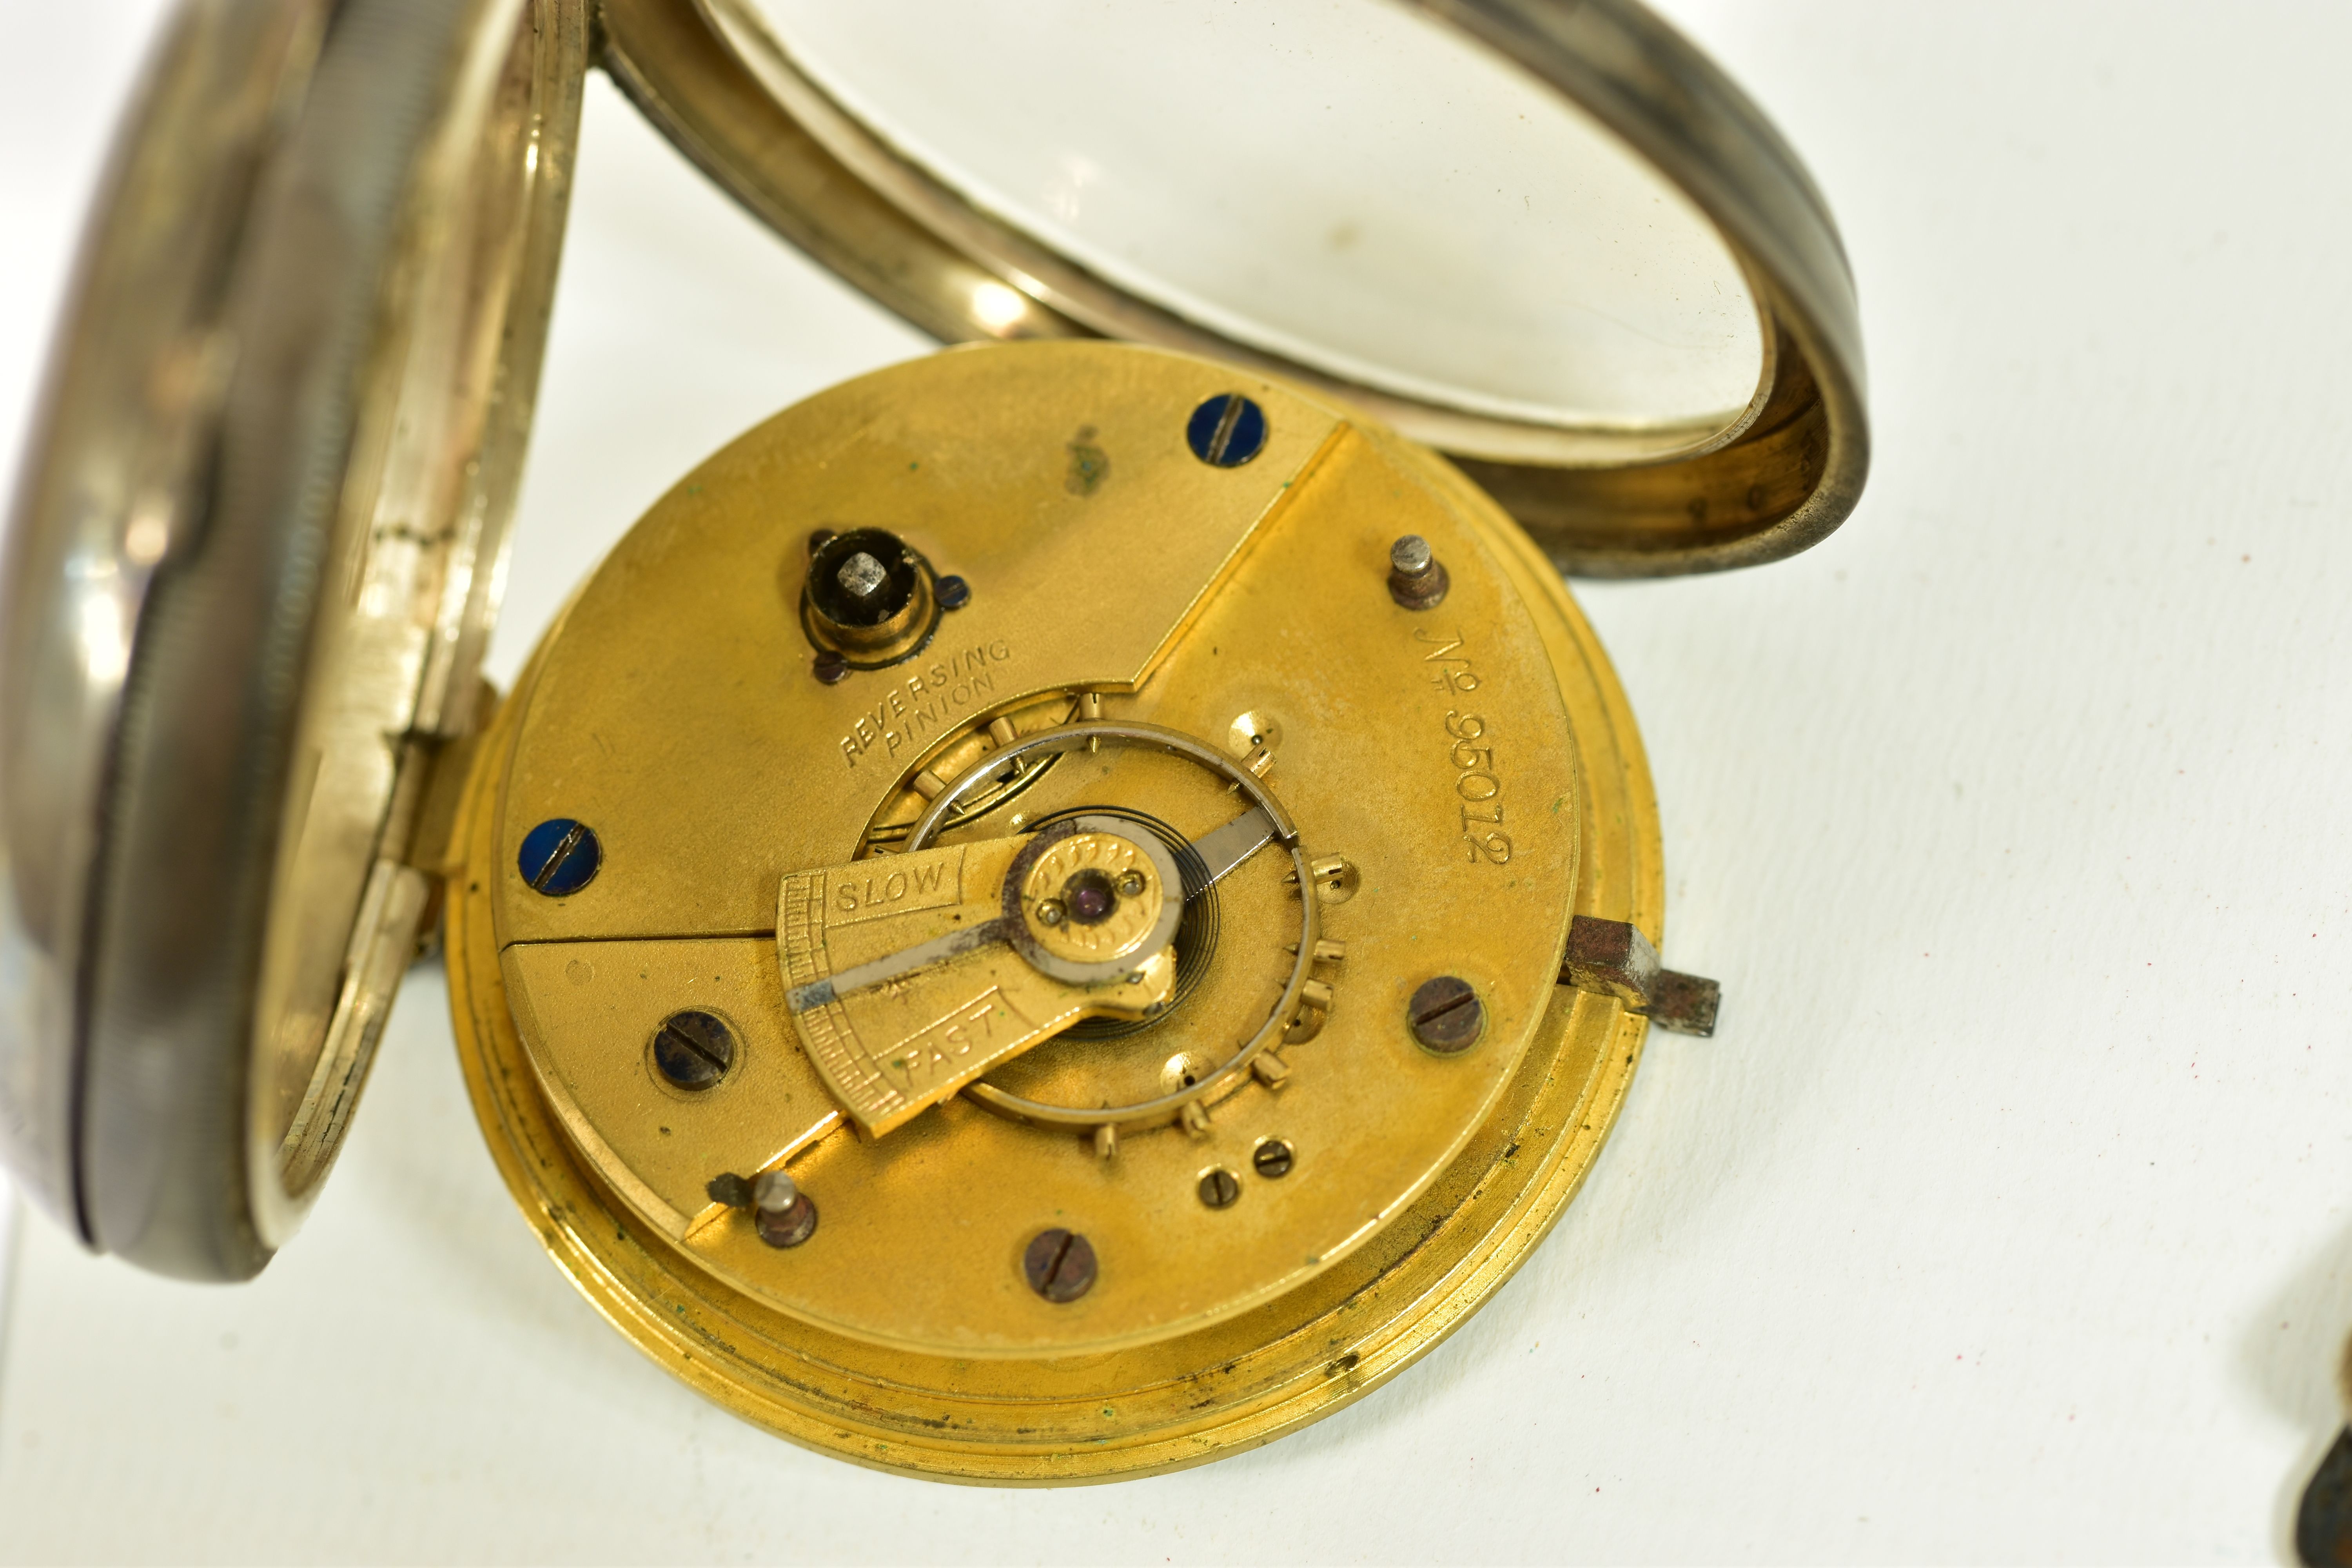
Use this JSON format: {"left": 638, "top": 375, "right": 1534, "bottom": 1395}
{"left": 753, "top": 1170, "right": 797, "bottom": 1210}
{"left": 1387, "top": 534, "right": 1450, "bottom": 609}
{"left": 751, "top": 1168, "right": 818, "bottom": 1248}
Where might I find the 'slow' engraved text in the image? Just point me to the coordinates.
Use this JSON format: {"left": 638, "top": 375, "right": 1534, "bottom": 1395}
{"left": 829, "top": 856, "right": 956, "bottom": 924}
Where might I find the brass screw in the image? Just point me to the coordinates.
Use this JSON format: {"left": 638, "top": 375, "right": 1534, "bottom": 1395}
{"left": 1197, "top": 1167, "right": 1241, "bottom": 1209}
{"left": 1023, "top": 1228, "right": 1096, "bottom": 1302}
{"left": 1408, "top": 976, "right": 1485, "bottom": 1054}
{"left": 1116, "top": 869, "right": 1146, "bottom": 898}
{"left": 1037, "top": 898, "right": 1067, "bottom": 927}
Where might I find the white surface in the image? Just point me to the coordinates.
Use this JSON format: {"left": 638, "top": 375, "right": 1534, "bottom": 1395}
{"left": 4, "top": 1, "right": 2352, "bottom": 1561}
{"left": 741, "top": 0, "right": 1761, "bottom": 427}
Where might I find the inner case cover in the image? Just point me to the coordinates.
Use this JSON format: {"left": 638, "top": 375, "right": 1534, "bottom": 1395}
{"left": 0, "top": 0, "right": 585, "bottom": 1279}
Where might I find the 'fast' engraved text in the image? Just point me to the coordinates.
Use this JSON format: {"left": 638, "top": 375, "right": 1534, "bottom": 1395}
{"left": 876, "top": 988, "right": 1026, "bottom": 1095}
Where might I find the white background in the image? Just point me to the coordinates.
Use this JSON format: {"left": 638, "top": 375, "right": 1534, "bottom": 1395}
{"left": 4, "top": 2, "right": 2350, "bottom": 1561}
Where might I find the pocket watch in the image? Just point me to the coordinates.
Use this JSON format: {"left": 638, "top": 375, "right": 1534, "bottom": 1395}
{"left": 0, "top": 0, "right": 1865, "bottom": 1482}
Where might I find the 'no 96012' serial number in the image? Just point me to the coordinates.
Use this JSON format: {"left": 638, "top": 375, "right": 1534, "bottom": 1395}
{"left": 1446, "top": 710, "right": 1510, "bottom": 864}
{"left": 1417, "top": 628, "right": 1511, "bottom": 865}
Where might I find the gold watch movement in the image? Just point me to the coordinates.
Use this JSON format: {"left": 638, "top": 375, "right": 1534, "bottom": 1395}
{"left": 439, "top": 340, "right": 1717, "bottom": 1479}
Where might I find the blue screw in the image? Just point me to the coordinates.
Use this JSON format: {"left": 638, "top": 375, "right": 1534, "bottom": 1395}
{"left": 936, "top": 574, "right": 971, "bottom": 610}
{"left": 1186, "top": 394, "right": 1267, "bottom": 468}
{"left": 518, "top": 817, "right": 601, "bottom": 896}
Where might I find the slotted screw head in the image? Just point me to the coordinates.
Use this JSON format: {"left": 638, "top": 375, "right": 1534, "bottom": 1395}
{"left": 1197, "top": 1167, "right": 1241, "bottom": 1209}
{"left": 1023, "top": 1228, "right": 1097, "bottom": 1302}
{"left": 936, "top": 574, "right": 971, "bottom": 610}
{"left": 1253, "top": 1140, "right": 1295, "bottom": 1178}
{"left": 1408, "top": 976, "right": 1485, "bottom": 1054}
{"left": 1186, "top": 392, "right": 1269, "bottom": 467}
{"left": 652, "top": 1009, "right": 735, "bottom": 1090}
{"left": 517, "top": 818, "right": 600, "bottom": 896}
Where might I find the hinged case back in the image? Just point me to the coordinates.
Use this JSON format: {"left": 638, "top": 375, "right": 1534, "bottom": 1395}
{"left": 601, "top": 0, "right": 1868, "bottom": 576}
{"left": 0, "top": 0, "right": 584, "bottom": 1278}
